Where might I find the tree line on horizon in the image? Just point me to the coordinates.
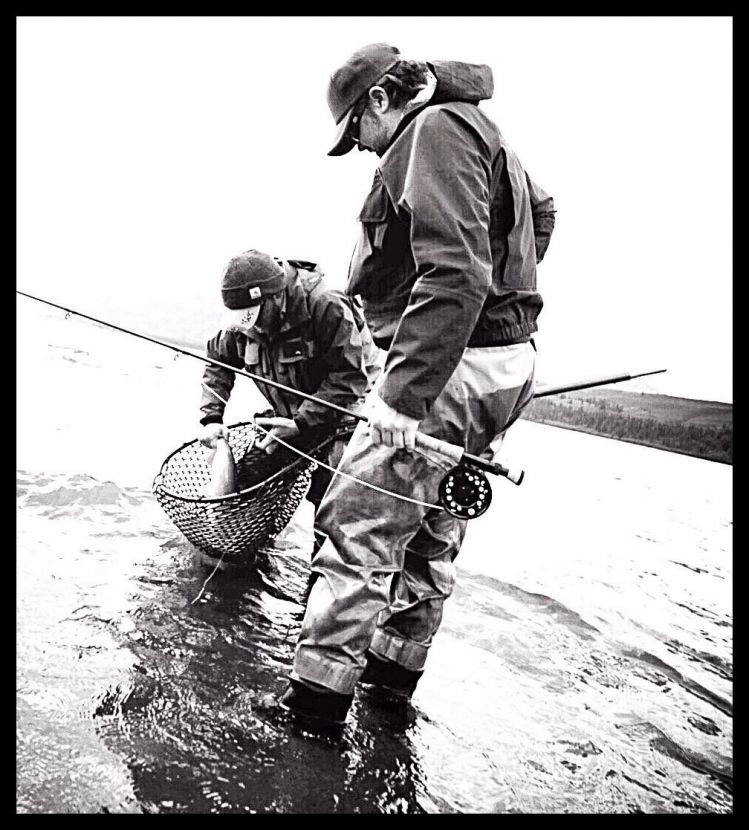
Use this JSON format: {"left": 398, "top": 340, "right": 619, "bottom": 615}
{"left": 522, "top": 395, "right": 732, "bottom": 464}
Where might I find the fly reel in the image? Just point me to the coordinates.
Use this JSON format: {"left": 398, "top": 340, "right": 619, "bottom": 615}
{"left": 438, "top": 465, "right": 493, "bottom": 519}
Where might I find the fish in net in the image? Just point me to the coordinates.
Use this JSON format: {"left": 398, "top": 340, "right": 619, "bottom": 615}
{"left": 152, "top": 421, "right": 350, "bottom": 565}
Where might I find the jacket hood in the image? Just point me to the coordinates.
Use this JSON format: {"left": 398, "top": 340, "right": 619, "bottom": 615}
{"left": 428, "top": 60, "right": 494, "bottom": 103}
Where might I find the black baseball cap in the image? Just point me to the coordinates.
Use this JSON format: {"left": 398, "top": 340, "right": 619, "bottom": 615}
{"left": 327, "top": 43, "right": 400, "bottom": 156}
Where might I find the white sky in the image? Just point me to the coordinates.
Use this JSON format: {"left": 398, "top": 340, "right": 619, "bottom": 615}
{"left": 17, "top": 16, "right": 733, "bottom": 402}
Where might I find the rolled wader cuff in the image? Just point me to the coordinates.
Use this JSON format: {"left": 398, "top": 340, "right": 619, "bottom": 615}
{"left": 292, "top": 647, "right": 363, "bottom": 695}
{"left": 369, "top": 628, "right": 431, "bottom": 672}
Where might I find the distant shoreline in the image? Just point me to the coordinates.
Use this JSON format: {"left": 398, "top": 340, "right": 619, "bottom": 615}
{"left": 522, "top": 389, "right": 732, "bottom": 465}
{"left": 521, "top": 418, "right": 732, "bottom": 464}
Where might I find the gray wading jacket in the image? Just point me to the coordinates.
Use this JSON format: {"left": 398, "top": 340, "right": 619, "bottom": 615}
{"left": 348, "top": 60, "right": 556, "bottom": 421}
{"left": 200, "top": 262, "right": 377, "bottom": 431}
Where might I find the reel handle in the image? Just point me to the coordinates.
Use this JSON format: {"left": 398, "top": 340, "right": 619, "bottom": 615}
{"left": 414, "top": 432, "right": 524, "bottom": 485}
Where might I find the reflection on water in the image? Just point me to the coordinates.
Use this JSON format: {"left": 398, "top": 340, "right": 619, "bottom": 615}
{"left": 16, "top": 477, "right": 435, "bottom": 813}
{"left": 16, "top": 451, "right": 732, "bottom": 813}
{"left": 92, "top": 549, "right": 430, "bottom": 814}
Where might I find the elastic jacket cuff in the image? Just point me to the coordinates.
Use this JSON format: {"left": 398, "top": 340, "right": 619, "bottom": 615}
{"left": 293, "top": 412, "right": 312, "bottom": 433}
{"left": 294, "top": 409, "right": 338, "bottom": 433}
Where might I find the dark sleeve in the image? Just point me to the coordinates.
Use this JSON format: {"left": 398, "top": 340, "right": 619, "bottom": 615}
{"left": 378, "top": 108, "right": 492, "bottom": 421}
{"left": 199, "top": 331, "right": 243, "bottom": 425}
{"left": 525, "top": 173, "right": 556, "bottom": 263}
{"left": 293, "top": 294, "right": 370, "bottom": 431}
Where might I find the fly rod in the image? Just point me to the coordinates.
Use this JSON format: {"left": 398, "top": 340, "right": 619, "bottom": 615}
{"left": 533, "top": 369, "right": 667, "bottom": 398}
{"left": 16, "top": 290, "right": 520, "bottom": 483}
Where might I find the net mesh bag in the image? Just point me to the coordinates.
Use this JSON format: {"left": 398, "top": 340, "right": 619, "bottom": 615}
{"left": 152, "top": 421, "right": 337, "bottom": 565}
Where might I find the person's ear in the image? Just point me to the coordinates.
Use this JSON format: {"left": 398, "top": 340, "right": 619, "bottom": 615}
{"left": 367, "top": 85, "right": 391, "bottom": 114}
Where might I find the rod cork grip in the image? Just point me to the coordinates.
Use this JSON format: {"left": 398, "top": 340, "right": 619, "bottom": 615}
{"left": 413, "top": 432, "right": 464, "bottom": 465}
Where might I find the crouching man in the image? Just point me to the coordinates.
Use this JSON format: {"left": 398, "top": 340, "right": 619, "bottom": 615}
{"left": 198, "top": 249, "right": 379, "bottom": 545}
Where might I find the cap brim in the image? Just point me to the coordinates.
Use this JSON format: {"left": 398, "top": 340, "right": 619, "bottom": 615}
{"left": 327, "top": 107, "right": 357, "bottom": 156}
{"left": 221, "top": 303, "right": 262, "bottom": 331}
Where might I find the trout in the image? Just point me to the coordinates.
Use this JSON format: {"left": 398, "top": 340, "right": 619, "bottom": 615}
{"left": 205, "top": 437, "right": 237, "bottom": 497}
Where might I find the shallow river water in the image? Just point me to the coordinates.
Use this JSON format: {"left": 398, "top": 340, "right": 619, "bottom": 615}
{"left": 16, "top": 303, "right": 732, "bottom": 813}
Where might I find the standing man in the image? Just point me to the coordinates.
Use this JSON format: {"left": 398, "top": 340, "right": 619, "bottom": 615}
{"left": 280, "top": 44, "right": 556, "bottom": 725}
{"left": 199, "top": 249, "right": 378, "bottom": 521}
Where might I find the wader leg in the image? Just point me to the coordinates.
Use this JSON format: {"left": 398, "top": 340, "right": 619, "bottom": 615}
{"left": 368, "top": 507, "right": 468, "bottom": 674}
{"left": 304, "top": 436, "right": 351, "bottom": 598}
{"left": 291, "top": 423, "right": 447, "bottom": 695}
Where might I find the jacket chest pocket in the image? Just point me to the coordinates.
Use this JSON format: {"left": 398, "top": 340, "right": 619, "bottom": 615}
{"left": 357, "top": 175, "right": 390, "bottom": 251}
{"left": 277, "top": 337, "right": 315, "bottom": 383}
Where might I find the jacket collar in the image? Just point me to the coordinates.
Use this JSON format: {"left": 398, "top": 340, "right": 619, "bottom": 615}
{"left": 381, "top": 60, "right": 493, "bottom": 156}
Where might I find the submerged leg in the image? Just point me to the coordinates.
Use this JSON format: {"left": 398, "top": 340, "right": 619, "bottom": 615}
{"left": 361, "top": 507, "right": 467, "bottom": 699}
{"left": 291, "top": 423, "right": 446, "bottom": 696}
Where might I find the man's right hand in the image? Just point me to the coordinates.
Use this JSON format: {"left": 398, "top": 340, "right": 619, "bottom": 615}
{"left": 199, "top": 422, "right": 229, "bottom": 449}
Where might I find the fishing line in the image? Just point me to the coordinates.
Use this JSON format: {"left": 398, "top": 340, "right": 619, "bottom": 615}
{"left": 199, "top": 382, "right": 443, "bottom": 512}
{"left": 17, "top": 290, "right": 665, "bottom": 409}
{"left": 18, "top": 289, "right": 666, "bottom": 521}
{"left": 192, "top": 383, "right": 443, "bottom": 604}
{"left": 20, "top": 287, "right": 443, "bottom": 506}
{"left": 190, "top": 549, "right": 228, "bottom": 605}
{"left": 17, "top": 290, "right": 366, "bottom": 423}
{"left": 17, "top": 290, "right": 518, "bottom": 480}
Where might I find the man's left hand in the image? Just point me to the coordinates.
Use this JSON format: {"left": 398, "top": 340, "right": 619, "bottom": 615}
{"left": 367, "top": 394, "right": 421, "bottom": 451}
{"left": 254, "top": 417, "right": 300, "bottom": 454}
